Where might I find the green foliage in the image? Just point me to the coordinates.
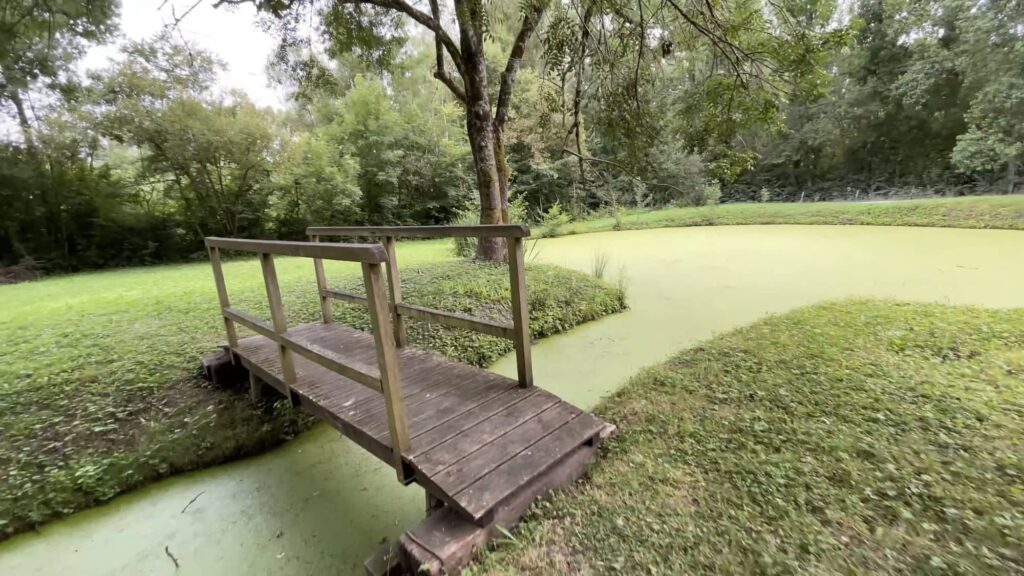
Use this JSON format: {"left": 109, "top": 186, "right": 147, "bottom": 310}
{"left": 562, "top": 196, "right": 1024, "bottom": 235}
{"left": 733, "top": 0, "right": 1024, "bottom": 199}
{"left": 0, "top": 245, "right": 626, "bottom": 539}
{"left": 590, "top": 250, "right": 610, "bottom": 280}
{"left": 540, "top": 202, "right": 571, "bottom": 237}
{"left": 702, "top": 180, "right": 722, "bottom": 206}
{"left": 478, "top": 300, "right": 1024, "bottom": 574}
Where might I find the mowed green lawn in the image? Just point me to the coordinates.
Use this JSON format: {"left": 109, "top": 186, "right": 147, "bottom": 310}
{"left": 560, "top": 195, "right": 1024, "bottom": 236}
{"left": 0, "top": 240, "right": 626, "bottom": 539}
{"left": 478, "top": 301, "right": 1024, "bottom": 574}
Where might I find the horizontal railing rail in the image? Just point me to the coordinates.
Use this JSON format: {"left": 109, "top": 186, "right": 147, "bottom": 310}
{"left": 309, "top": 224, "right": 534, "bottom": 388}
{"left": 205, "top": 237, "right": 389, "bottom": 262}
{"left": 205, "top": 236, "right": 410, "bottom": 480}
{"left": 221, "top": 307, "right": 382, "bottom": 391}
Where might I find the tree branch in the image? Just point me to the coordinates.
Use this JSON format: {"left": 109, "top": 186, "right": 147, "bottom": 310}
{"left": 428, "top": 0, "right": 466, "bottom": 103}
{"left": 561, "top": 147, "right": 694, "bottom": 198}
{"left": 339, "top": 0, "right": 464, "bottom": 73}
{"left": 214, "top": 0, "right": 464, "bottom": 74}
{"left": 494, "top": 1, "right": 546, "bottom": 129}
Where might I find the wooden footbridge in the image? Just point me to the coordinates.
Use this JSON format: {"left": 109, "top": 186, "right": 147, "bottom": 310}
{"left": 203, "top": 225, "right": 611, "bottom": 573}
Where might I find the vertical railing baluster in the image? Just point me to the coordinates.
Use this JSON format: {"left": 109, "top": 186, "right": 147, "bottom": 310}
{"left": 506, "top": 236, "right": 533, "bottom": 387}
{"left": 363, "top": 261, "right": 410, "bottom": 480}
{"left": 260, "top": 252, "right": 297, "bottom": 405}
{"left": 208, "top": 246, "right": 238, "bottom": 361}
{"left": 382, "top": 236, "right": 406, "bottom": 347}
{"left": 310, "top": 234, "right": 334, "bottom": 324}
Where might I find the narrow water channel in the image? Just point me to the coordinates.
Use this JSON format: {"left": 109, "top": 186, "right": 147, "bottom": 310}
{"left": 2, "top": 226, "right": 1022, "bottom": 575}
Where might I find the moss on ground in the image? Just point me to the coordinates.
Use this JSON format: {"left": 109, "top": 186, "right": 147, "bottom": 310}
{"left": 0, "top": 251, "right": 625, "bottom": 540}
{"left": 476, "top": 300, "right": 1024, "bottom": 575}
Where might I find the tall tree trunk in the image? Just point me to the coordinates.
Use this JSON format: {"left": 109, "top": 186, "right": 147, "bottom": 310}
{"left": 455, "top": 0, "right": 507, "bottom": 262}
{"left": 493, "top": 128, "right": 510, "bottom": 224}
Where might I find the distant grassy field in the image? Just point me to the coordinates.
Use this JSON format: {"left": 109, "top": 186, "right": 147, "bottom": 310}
{"left": 477, "top": 301, "right": 1024, "bottom": 574}
{"left": 551, "top": 195, "right": 1024, "bottom": 236}
{"left": 0, "top": 241, "right": 626, "bottom": 539}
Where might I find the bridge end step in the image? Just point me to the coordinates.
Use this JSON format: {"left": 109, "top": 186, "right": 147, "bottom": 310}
{"left": 399, "top": 422, "right": 615, "bottom": 575}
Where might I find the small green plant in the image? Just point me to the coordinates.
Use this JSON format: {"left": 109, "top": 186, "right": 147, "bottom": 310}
{"left": 703, "top": 180, "right": 722, "bottom": 206}
{"left": 451, "top": 207, "right": 479, "bottom": 258}
{"left": 758, "top": 186, "right": 772, "bottom": 203}
{"left": 591, "top": 250, "right": 610, "bottom": 280}
{"left": 541, "top": 202, "right": 571, "bottom": 237}
{"left": 611, "top": 203, "right": 624, "bottom": 231}
{"left": 704, "top": 180, "right": 722, "bottom": 223}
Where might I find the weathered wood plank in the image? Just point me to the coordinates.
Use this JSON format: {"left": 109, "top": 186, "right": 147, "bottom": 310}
{"left": 363, "top": 262, "right": 410, "bottom": 476}
{"left": 382, "top": 236, "right": 407, "bottom": 347}
{"left": 208, "top": 246, "right": 238, "bottom": 351}
{"left": 409, "top": 387, "right": 540, "bottom": 455}
{"left": 411, "top": 391, "right": 561, "bottom": 477}
{"left": 454, "top": 412, "right": 604, "bottom": 520}
{"left": 322, "top": 287, "right": 368, "bottom": 306}
{"left": 507, "top": 236, "right": 533, "bottom": 387}
{"left": 429, "top": 403, "right": 581, "bottom": 497}
{"left": 365, "top": 371, "right": 514, "bottom": 441}
{"left": 205, "top": 237, "right": 388, "bottom": 263}
{"left": 309, "top": 234, "right": 334, "bottom": 323}
{"left": 396, "top": 303, "right": 515, "bottom": 340}
{"left": 307, "top": 224, "right": 530, "bottom": 239}
{"left": 261, "top": 252, "right": 297, "bottom": 404}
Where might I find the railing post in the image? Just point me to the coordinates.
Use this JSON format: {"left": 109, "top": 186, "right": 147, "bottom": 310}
{"left": 208, "top": 246, "right": 238, "bottom": 361}
{"left": 309, "top": 234, "right": 334, "bottom": 324}
{"left": 363, "top": 261, "right": 411, "bottom": 480}
{"left": 382, "top": 236, "right": 407, "bottom": 347}
{"left": 506, "top": 236, "right": 533, "bottom": 387}
{"left": 260, "top": 252, "right": 297, "bottom": 405}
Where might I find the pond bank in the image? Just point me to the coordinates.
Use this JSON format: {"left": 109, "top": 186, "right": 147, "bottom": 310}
{"left": 2, "top": 225, "right": 1022, "bottom": 575}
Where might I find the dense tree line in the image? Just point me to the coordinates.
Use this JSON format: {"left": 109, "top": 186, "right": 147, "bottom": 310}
{"left": 0, "top": 0, "right": 1020, "bottom": 271}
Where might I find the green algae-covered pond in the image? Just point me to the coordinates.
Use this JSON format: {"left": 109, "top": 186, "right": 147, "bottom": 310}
{"left": 2, "top": 225, "right": 1022, "bottom": 575}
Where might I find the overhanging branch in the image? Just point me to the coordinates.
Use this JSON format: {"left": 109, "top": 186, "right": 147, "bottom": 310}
{"left": 494, "top": 1, "right": 546, "bottom": 128}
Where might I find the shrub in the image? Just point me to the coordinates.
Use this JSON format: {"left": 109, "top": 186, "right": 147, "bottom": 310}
{"left": 331, "top": 260, "right": 628, "bottom": 366}
{"left": 540, "top": 202, "right": 571, "bottom": 237}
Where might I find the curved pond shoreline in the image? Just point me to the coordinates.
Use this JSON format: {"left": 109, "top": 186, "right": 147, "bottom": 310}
{"left": 2, "top": 225, "right": 1023, "bottom": 575}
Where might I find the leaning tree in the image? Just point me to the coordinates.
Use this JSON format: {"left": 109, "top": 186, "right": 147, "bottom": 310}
{"left": 216, "top": 0, "right": 831, "bottom": 261}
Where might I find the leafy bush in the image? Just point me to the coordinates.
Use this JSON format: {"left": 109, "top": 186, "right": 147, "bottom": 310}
{"left": 591, "top": 250, "right": 610, "bottom": 280}
{"left": 540, "top": 202, "right": 571, "bottom": 237}
{"left": 331, "top": 260, "right": 628, "bottom": 366}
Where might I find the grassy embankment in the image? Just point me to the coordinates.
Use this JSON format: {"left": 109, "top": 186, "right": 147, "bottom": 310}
{"left": 551, "top": 195, "right": 1024, "bottom": 236}
{"left": 0, "top": 242, "right": 626, "bottom": 539}
{"left": 478, "top": 301, "right": 1024, "bottom": 574}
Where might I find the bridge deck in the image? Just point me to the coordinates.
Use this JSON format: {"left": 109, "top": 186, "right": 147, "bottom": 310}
{"left": 234, "top": 322, "right": 606, "bottom": 523}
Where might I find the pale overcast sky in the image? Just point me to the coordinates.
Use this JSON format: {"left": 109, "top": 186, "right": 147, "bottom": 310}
{"left": 82, "top": 0, "right": 286, "bottom": 108}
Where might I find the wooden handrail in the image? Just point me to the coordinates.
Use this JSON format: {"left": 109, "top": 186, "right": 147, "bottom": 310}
{"left": 205, "top": 237, "right": 388, "bottom": 263}
{"left": 205, "top": 236, "right": 411, "bottom": 480}
{"left": 306, "top": 224, "right": 530, "bottom": 239}
{"left": 222, "top": 307, "right": 382, "bottom": 391}
{"left": 311, "top": 225, "right": 534, "bottom": 389}
{"left": 323, "top": 292, "right": 516, "bottom": 340}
